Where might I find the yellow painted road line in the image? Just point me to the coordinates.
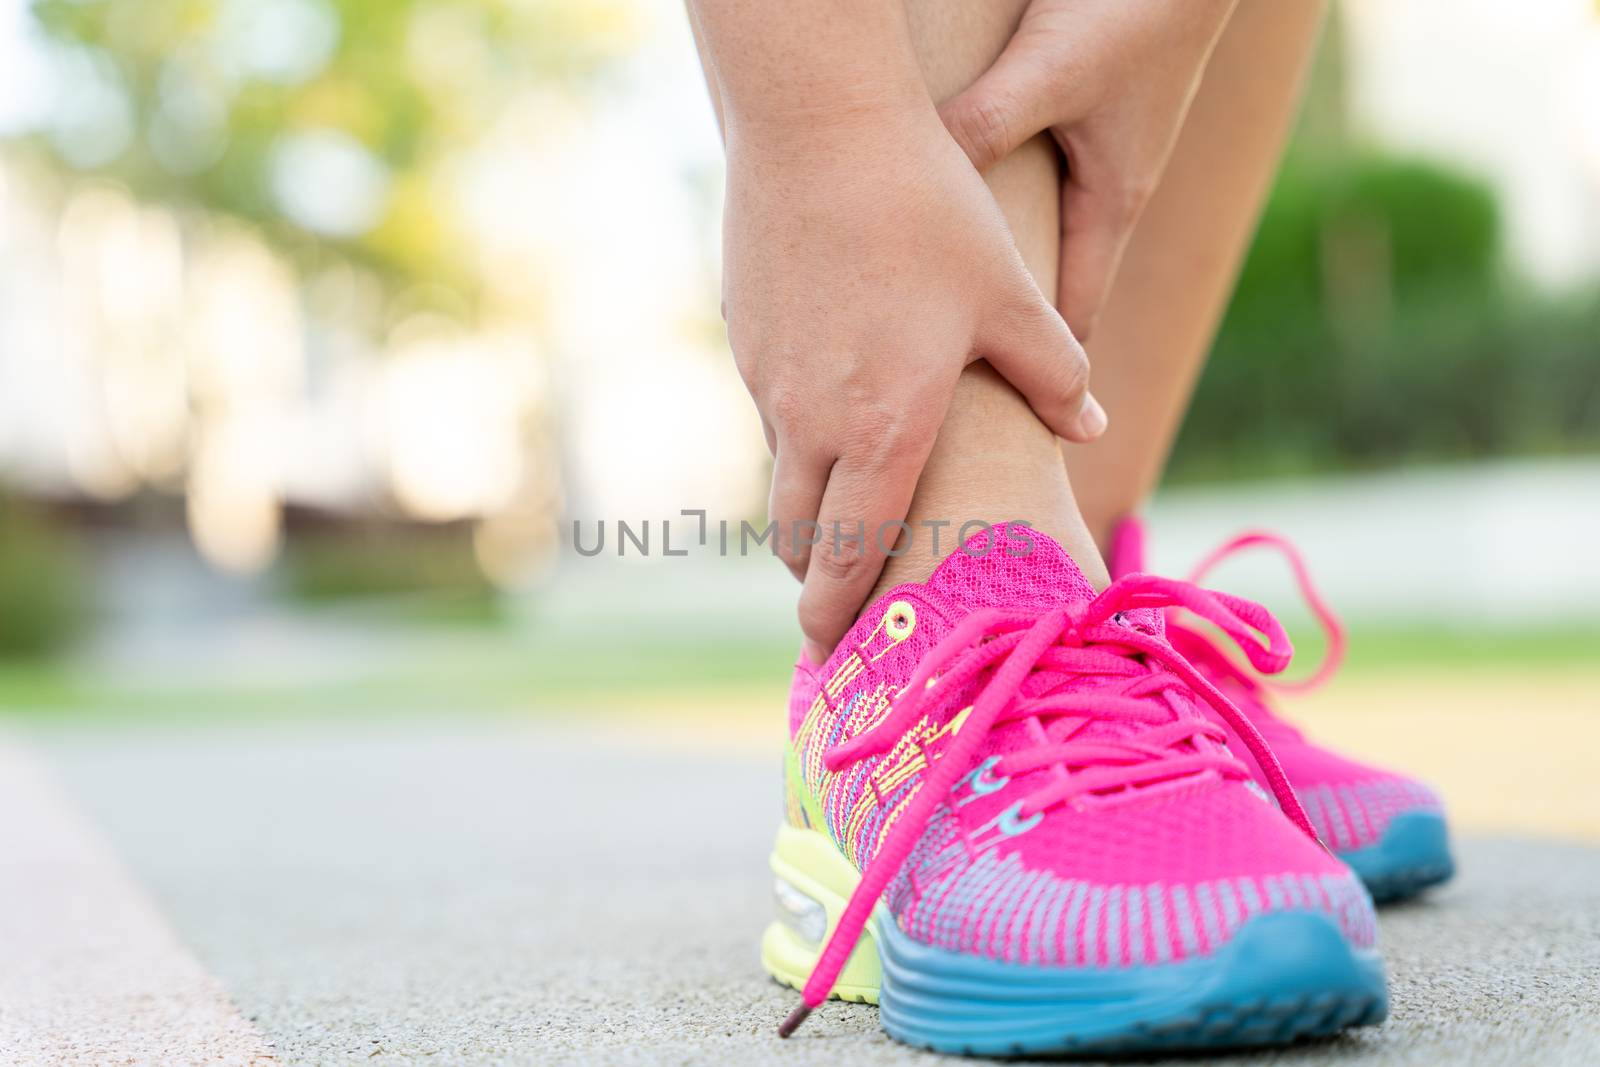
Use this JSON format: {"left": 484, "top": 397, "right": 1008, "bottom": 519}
{"left": 0, "top": 740, "right": 278, "bottom": 1066}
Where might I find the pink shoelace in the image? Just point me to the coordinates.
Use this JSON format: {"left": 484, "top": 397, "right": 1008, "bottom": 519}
{"left": 1182, "top": 530, "right": 1347, "bottom": 696}
{"left": 779, "top": 573, "right": 1319, "bottom": 1037}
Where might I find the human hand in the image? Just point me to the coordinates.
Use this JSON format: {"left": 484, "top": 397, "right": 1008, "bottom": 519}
{"left": 723, "top": 105, "right": 1103, "bottom": 663}
{"left": 939, "top": 0, "right": 1238, "bottom": 341}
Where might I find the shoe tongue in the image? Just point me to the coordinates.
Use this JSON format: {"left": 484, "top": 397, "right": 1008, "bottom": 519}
{"left": 926, "top": 523, "right": 1098, "bottom": 612}
{"left": 925, "top": 522, "right": 1183, "bottom": 757}
{"left": 926, "top": 523, "right": 1163, "bottom": 637}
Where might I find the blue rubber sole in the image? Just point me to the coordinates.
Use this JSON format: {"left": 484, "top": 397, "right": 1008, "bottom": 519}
{"left": 1338, "top": 811, "right": 1456, "bottom": 903}
{"left": 876, "top": 910, "right": 1388, "bottom": 1056}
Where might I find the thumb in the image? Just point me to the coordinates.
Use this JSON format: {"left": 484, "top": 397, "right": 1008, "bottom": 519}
{"left": 938, "top": 35, "right": 1061, "bottom": 171}
{"left": 1057, "top": 179, "right": 1147, "bottom": 342}
{"left": 979, "top": 269, "right": 1106, "bottom": 443}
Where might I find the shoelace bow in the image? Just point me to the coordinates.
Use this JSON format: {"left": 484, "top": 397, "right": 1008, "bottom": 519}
{"left": 1178, "top": 530, "right": 1347, "bottom": 698}
{"left": 779, "top": 573, "right": 1318, "bottom": 1037}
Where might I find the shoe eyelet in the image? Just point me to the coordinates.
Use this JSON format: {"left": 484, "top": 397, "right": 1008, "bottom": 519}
{"left": 884, "top": 601, "right": 916, "bottom": 641}
{"left": 966, "top": 756, "right": 1009, "bottom": 796}
{"left": 997, "top": 802, "right": 1042, "bottom": 837}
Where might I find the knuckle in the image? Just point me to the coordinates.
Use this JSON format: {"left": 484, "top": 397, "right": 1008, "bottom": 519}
{"left": 846, "top": 403, "right": 911, "bottom": 453}
{"left": 884, "top": 421, "right": 939, "bottom": 476}
{"left": 1062, "top": 336, "right": 1090, "bottom": 381}
{"left": 876, "top": 413, "right": 924, "bottom": 456}
{"left": 1032, "top": 347, "right": 1089, "bottom": 424}
{"left": 1061, "top": 363, "right": 1089, "bottom": 405}
{"left": 810, "top": 539, "right": 867, "bottom": 585}
{"left": 765, "top": 383, "right": 807, "bottom": 432}
{"left": 951, "top": 97, "right": 1013, "bottom": 167}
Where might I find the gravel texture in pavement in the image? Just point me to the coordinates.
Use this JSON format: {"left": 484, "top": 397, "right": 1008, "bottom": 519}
{"left": 26, "top": 721, "right": 1600, "bottom": 1066}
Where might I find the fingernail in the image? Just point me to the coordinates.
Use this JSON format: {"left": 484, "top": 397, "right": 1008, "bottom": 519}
{"left": 803, "top": 639, "right": 830, "bottom": 667}
{"left": 1078, "top": 393, "right": 1108, "bottom": 439}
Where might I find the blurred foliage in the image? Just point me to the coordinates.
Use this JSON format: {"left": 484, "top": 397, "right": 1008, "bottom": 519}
{"left": 1171, "top": 19, "right": 1599, "bottom": 481}
{"left": 280, "top": 524, "right": 501, "bottom": 621}
{"left": 16, "top": 0, "right": 1599, "bottom": 491}
{"left": 25, "top": 0, "right": 639, "bottom": 307}
{"left": 1174, "top": 151, "right": 1600, "bottom": 481}
{"left": 1174, "top": 154, "right": 1599, "bottom": 481}
{"left": 0, "top": 497, "right": 88, "bottom": 658}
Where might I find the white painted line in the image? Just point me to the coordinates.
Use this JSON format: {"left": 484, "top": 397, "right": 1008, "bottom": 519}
{"left": 0, "top": 739, "right": 278, "bottom": 1066}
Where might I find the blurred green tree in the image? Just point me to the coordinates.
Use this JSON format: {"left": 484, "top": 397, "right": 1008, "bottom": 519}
{"left": 0, "top": 496, "right": 86, "bottom": 658}
{"left": 16, "top": 0, "right": 1599, "bottom": 487}
{"left": 1169, "top": 17, "right": 1599, "bottom": 481}
{"left": 24, "top": 0, "right": 638, "bottom": 308}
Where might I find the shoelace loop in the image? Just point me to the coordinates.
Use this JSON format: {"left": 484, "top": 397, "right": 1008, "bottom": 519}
{"left": 779, "top": 573, "right": 1315, "bottom": 1038}
{"left": 1185, "top": 530, "right": 1346, "bottom": 695}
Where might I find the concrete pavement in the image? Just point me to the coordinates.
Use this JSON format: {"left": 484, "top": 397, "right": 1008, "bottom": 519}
{"left": 11, "top": 720, "right": 1600, "bottom": 1065}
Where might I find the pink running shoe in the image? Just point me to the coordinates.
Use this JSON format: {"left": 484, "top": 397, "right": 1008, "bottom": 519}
{"left": 763, "top": 524, "right": 1385, "bottom": 1056}
{"left": 1109, "top": 518, "right": 1454, "bottom": 903}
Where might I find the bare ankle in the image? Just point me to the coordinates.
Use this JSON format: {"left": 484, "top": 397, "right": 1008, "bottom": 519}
{"left": 859, "top": 364, "right": 1108, "bottom": 611}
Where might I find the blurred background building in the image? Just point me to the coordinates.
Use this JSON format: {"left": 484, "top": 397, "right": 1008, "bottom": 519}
{"left": 0, "top": 0, "right": 1595, "bottom": 717}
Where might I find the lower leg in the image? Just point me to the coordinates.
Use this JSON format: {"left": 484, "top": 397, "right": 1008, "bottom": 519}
{"left": 867, "top": 0, "right": 1107, "bottom": 600}
{"left": 1063, "top": 0, "right": 1328, "bottom": 550}
{"left": 872, "top": 135, "right": 1106, "bottom": 598}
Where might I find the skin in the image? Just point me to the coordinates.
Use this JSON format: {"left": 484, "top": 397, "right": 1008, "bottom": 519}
{"left": 937, "top": 0, "right": 1240, "bottom": 343}
{"left": 1058, "top": 0, "right": 1329, "bottom": 548}
{"left": 688, "top": 0, "right": 1325, "bottom": 659}
{"left": 687, "top": 0, "right": 1103, "bottom": 663}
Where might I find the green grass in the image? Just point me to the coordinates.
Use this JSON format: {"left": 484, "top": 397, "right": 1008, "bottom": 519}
{"left": 1216, "top": 621, "right": 1600, "bottom": 684}
{"left": 0, "top": 630, "right": 795, "bottom": 720}
{"left": 1335, "top": 625, "right": 1600, "bottom": 674}
{"left": 2, "top": 623, "right": 1594, "bottom": 723}
{"left": 0, "top": 659, "right": 81, "bottom": 707}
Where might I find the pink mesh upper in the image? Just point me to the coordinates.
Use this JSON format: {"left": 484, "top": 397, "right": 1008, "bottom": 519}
{"left": 786, "top": 525, "right": 1378, "bottom": 977}
{"left": 1111, "top": 517, "right": 1447, "bottom": 853}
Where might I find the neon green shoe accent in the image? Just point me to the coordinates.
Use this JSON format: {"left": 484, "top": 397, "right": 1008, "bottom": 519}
{"left": 783, "top": 742, "right": 829, "bottom": 833}
{"left": 760, "top": 822, "right": 882, "bottom": 1004}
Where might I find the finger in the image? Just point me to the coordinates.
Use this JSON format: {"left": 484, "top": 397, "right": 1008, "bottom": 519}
{"left": 796, "top": 445, "right": 925, "bottom": 665}
{"left": 769, "top": 441, "right": 831, "bottom": 583}
{"left": 1056, "top": 177, "right": 1147, "bottom": 342}
{"left": 980, "top": 270, "right": 1106, "bottom": 442}
{"left": 937, "top": 34, "right": 1062, "bottom": 171}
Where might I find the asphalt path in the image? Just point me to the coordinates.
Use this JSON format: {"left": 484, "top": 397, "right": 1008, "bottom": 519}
{"left": 9, "top": 721, "right": 1600, "bottom": 1065}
